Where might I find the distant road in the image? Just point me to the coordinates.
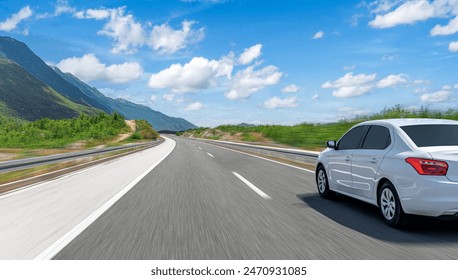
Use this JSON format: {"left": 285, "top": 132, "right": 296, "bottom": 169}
{"left": 2, "top": 136, "right": 458, "bottom": 259}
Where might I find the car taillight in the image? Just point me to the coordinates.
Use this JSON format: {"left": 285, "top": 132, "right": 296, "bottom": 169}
{"left": 405, "top": 157, "right": 448, "bottom": 176}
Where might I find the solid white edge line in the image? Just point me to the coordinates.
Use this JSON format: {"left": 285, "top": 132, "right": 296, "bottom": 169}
{"left": 207, "top": 143, "right": 315, "bottom": 174}
{"left": 207, "top": 153, "right": 214, "bottom": 158}
{"left": 232, "top": 171, "right": 271, "bottom": 200}
{"left": 34, "top": 137, "right": 176, "bottom": 260}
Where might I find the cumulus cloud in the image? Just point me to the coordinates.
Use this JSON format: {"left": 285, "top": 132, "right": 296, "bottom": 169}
{"left": 322, "top": 72, "right": 409, "bottom": 98}
{"left": 312, "top": 30, "right": 324, "bottom": 39}
{"left": 282, "top": 84, "right": 300, "bottom": 93}
{"left": 75, "top": 8, "right": 112, "bottom": 20}
{"left": 377, "top": 74, "right": 408, "bottom": 88}
{"left": 322, "top": 72, "right": 377, "bottom": 98}
{"left": 184, "top": 102, "right": 204, "bottom": 111}
{"left": 431, "top": 16, "right": 458, "bottom": 35}
{"left": 75, "top": 7, "right": 204, "bottom": 55}
{"left": 148, "top": 20, "right": 205, "bottom": 55}
{"left": 225, "top": 65, "right": 283, "bottom": 100}
{"left": 312, "top": 94, "right": 319, "bottom": 100}
{"left": 56, "top": 54, "right": 143, "bottom": 84}
{"left": 150, "top": 95, "right": 158, "bottom": 103}
{"left": 94, "top": 7, "right": 145, "bottom": 54}
{"left": 148, "top": 44, "right": 281, "bottom": 100}
{"left": 148, "top": 55, "right": 234, "bottom": 93}
{"left": 369, "top": 0, "right": 458, "bottom": 39}
{"left": 420, "top": 90, "right": 452, "bottom": 102}
{"left": 262, "top": 96, "right": 298, "bottom": 109}
{"left": 0, "top": 6, "right": 33, "bottom": 31}
{"left": 238, "top": 44, "right": 262, "bottom": 65}
{"left": 55, "top": 0, "right": 76, "bottom": 16}
{"left": 449, "top": 41, "right": 458, "bottom": 51}
{"left": 369, "top": 0, "right": 438, "bottom": 28}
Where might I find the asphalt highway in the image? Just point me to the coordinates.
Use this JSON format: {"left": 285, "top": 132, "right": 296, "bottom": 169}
{"left": 2, "top": 136, "right": 458, "bottom": 259}
{"left": 56, "top": 136, "right": 458, "bottom": 259}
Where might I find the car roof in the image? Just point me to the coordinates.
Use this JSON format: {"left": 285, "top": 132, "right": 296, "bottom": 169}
{"left": 356, "top": 118, "right": 458, "bottom": 128}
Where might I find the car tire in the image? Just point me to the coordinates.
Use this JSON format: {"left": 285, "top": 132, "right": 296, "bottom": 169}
{"left": 378, "top": 181, "right": 407, "bottom": 228}
{"left": 316, "top": 165, "right": 334, "bottom": 199}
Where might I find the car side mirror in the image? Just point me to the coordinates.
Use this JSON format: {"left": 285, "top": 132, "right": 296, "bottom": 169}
{"left": 326, "top": 140, "right": 336, "bottom": 149}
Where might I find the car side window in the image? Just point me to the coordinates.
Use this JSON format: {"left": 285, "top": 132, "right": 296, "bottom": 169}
{"left": 361, "top": 125, "right": 391, "bottom": 150}
{"left": 337, "top": 126, "right": 367, "bottom": 150}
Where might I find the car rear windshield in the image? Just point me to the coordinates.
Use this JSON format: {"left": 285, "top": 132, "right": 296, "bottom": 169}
{"left": 401, "top": 124, "right": 458, "bottom": 147}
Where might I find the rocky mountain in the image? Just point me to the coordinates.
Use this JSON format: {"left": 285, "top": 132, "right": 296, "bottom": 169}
{"left": 0, "top": 57, "right": 99, "bottom": 121}
{"left": 0, "top": 36, "right": 196, "bottom": 131}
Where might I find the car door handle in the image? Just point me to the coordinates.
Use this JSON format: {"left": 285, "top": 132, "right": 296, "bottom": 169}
{"left": 370, "top": 158, "right": 378, "bottom": 163}
{"left": 345, "top": 156, "right": 351, "bottom": 161}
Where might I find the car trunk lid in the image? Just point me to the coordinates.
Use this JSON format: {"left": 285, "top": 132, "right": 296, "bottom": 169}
{"left": 421, "top": 146, "right": 458, "bottom": 182}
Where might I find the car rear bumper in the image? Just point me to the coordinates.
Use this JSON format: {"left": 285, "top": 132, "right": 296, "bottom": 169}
{"left": 400, "top": 176, "right": 458, "bottom": 217}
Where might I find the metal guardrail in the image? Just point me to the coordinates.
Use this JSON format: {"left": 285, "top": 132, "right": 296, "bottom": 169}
{"left": 0, "top": 139, "right": 164, "bottom": 174}
{"left": 186, "top": 137, "right": 319, "bottom": 166}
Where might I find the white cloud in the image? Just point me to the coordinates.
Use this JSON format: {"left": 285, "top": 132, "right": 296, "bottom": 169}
{"left": 311, "top": 94, "right": 319, "bottom": 100}
{"left": 148, "top": 55, "right": 234, "bottom": 93}
{"left": 96, "top": 7, "right": 145, "bottom": 54}
{"left": 55, "top": 0, "right": 76, "bottom": 16}
{"left": 377, "top": 74, "right": 408, "bottom": 88}
{"left": 420, "top": 90, "right": 452, "bottom": 102}
{"left": 184, "top": 102, "right": 204, "bottom": 111}
{"left": 312, "top": 30, "right": 324, "bottom": 39}
{"left": 75, "top": 7, "right": 205, "bottom": 55}
{"left": 262, "top": 96, "right": 298, "bottom": 109}
{"left": 449, "top": 41, "right": 458, "bottom": 51}
{"left": 282, "top": 84, "right": 300, "bottom": 93}
{"left": 369, "top": 0, "right": 438, "bottom": 28}
{"left": 322, "top": 72, "right": 377, "bottom": 98}
{"left": 162, "top": 94, "right": 175, "bottom": 101}
{"left": 75, "top": 8, "right": 112, "bottom": 20}
{"left": 225, "top": 65, "right": 283, "bottom": 100}
{"left": 455, "top": 84, "right": 458, "bottom": 89}
{"left": 431, "top": 16, "right": 458, "bottom": 35}
{"left": 56, "top": 54, "right": 143, "bottom": 84}
{"left": 0, "top": 6, "right": 33, "bottom": 31}
{"left": 150, "top": 95, "right": 158, "bottom": 103}
{"left": 322, "top": 72, "right": 409, "bottom": 98}
{"left": 148, "top": 20, "right": 205, "bottom": 55}
{"left": 238, "top": 44, "right": 262, "bottom": 65}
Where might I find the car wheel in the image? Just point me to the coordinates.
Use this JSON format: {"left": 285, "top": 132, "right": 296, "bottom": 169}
{"left": 316, "top": 165, "right": 334, "bottom": 198}
{"left": 378, "top": 181, "right": 407, "bottom": 228}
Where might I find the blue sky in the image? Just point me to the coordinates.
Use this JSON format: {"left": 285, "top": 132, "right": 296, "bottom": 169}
{"left": 1, "top": 0, "right": 457, "bottom": 127}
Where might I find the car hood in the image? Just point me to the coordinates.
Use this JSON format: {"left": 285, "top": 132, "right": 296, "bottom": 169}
{"left": 421, "top": 146, "right": 458, "bottom": 182}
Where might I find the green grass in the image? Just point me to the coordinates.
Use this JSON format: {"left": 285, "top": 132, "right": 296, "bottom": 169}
{"left": 184, "top": 105, "right": 458, "bottom": 150}
{"left": 0, "top": 112, "right": 128, "bottom": 149}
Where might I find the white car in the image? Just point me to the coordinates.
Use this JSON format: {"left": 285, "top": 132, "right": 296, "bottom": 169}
{"left": 316, "top": 118, "right": 458, "bottom": 227}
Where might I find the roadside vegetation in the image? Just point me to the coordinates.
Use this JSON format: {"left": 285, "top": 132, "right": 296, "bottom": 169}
{"left": 0, "top": 112, "right": 158, "bottom": 149}
{"left": 181, "top": 105, "right": 458, "bottom": 150}
{"left": 128, "top": 119, "right": 159, "bottom": 141}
